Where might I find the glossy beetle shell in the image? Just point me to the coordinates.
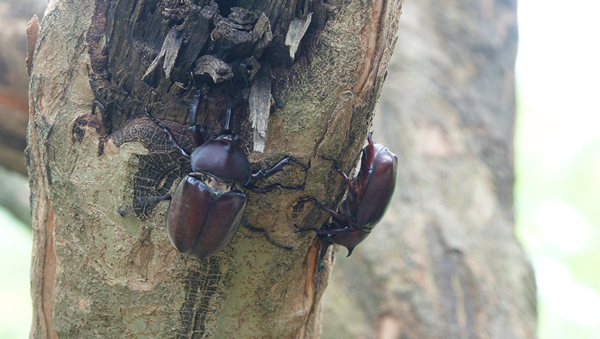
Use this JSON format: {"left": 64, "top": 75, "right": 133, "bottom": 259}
{"left": 311, "top": 133, "right": 398, "bottom": 263}
{"left": 166, "top": 174, "right": 246, "bottom": 259}
{"left": 190, "top": 139, "right": 252, "bottom": 185}
{"left": 341, "top": 141, "right": 398, "bottom": 230}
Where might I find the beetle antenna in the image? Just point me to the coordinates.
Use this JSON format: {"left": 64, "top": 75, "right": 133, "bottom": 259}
{"left": 221, "top": 92, "right": 245, "bottom": 135}
{"left": 320, "top": 155, "right": 357, "bottom": 194}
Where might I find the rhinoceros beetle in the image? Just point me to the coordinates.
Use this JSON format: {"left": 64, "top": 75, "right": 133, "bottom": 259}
{"left": 140, "top": 93, "right": 309, "bottom": 260}
{"left": 298, "top": 132, "right": 397, "bottom": 271}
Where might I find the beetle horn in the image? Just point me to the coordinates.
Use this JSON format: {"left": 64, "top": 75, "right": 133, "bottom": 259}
{"left": 346, "top": 246, "right": 355, "bottom": 257}
{"left": 221, "top": 92, "right": 245, "bottom": 134}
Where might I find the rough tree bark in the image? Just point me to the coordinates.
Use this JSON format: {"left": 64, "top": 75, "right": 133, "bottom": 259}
{"left": 321, "top": 0, "right": 537, "bottom": 338}
{"left": 27, "top": 0, "right": 402, "bottom": 338}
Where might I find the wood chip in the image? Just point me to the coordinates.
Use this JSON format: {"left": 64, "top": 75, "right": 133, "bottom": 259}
{"left": 249, "top": 63, "right": 272, "bottom": 152}
{"left": 142, "top": 28, "right": 183, "bottom": 80}
{"left": 193, "top": 55, "right": 233, "bottom": 83}
{"left": 251, "top": 13, "right": 273, "bottom": 58}
{"left": 285, "top": 13, "right": 312, "bottom": 62}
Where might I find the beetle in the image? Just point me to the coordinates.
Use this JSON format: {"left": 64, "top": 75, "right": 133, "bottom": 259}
{"left": 297, "top": 132, "right": 398, "bottom": 271}
{"left": 140, "top": 92, "right": 309, "bottom": 259}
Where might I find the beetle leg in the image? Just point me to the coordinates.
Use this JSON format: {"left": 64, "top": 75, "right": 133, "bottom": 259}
{"left": 294, "top": 225, "right": 334, "bottom": 272}
{"left": 294, "top": 224, "right": 320, "bottom": 233}
{"left": 320, "top": 156, "right": 357, "bottom": 195}
{"left": 251, "top": 157, "right": 310, "bottom": 181}
{"left": 145, "top": 109, "right": 191, "bottom": 158}
{"left": 317, "top": 235, "right": 334, "bottom": 272}
{"left": 295, "top": 224, "right": 349, "bottom": 236}
{"left": 91, "top": 99, "right": 105, "bottom": 115}
{"left": 297, "top": 197, "right": 347, "bottom": 224}
{"left": 315, "top": 227, "right": 351, "bottom": 236}
{"left": 244, "top": 182, "right": 305, "bottom": 194}
{"left": 246, "top": 157, "right": 309, "bottom": 193}
{"left": 241, "top": 219, "right": 292, "bottom": 250}
{"left": 135, "top": 194, "right": 172, "bottom": 205}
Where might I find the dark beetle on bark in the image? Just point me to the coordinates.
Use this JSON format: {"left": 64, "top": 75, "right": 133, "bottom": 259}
{"left": 123, "top": 92, "right": 310, "bottom": 260}
{"left": 298, "top": 132, "right": 398, "bottom": 271}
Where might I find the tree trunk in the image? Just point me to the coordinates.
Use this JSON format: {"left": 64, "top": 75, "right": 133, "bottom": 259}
{"left": 321, "top": 0, "right": 537, "bottom": 338}
{"left": 27, "top": 0, "right": 402, "bottom": 338}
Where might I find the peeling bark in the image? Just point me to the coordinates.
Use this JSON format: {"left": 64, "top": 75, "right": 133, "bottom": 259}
{"left": 28, "top": 0, "right": 403, "bottom": 338}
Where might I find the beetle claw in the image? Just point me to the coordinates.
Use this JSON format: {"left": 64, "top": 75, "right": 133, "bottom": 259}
{"left": 294, "top": 158, "right": 311, "bottom": 170}
{"left": 280, "top": 183, "right": 304, "bottom": 191}
{"left": 318, "top": 262, "right": 325, "bottom": 272}
{"left": 303, "top": 159, "right": 311, "bottom": 170}
{"left": 317, "top": 237, "right": 334, "bottom": 272}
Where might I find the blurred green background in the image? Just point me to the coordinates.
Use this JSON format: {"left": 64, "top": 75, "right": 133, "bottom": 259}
{"left": 1, "top": 0, "right": 599, "bottom": 337}
{"left": 0, "top": 206, "right": 32, "bottom": 338}
{"left": 515, "top": 0, "right": 600, "bottom": 338}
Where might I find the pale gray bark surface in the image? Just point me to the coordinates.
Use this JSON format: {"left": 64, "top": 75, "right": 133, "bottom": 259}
{"left": 27, "top": 0, "right": 402, "bottom": 338}
{"left": 321, "top": 0, "right": 537, "bottom": 338}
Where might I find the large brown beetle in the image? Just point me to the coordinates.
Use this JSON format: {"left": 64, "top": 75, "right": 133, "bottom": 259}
{"left": 298, "top": 132, "right": 397, "bottom": 271}
{"left": 141, "top": 93, "right": 309, "bottom": 259}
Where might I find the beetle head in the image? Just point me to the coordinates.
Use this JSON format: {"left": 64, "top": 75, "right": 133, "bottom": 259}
{"left": 190, "top": 136, "right": 252, "bottom": 185}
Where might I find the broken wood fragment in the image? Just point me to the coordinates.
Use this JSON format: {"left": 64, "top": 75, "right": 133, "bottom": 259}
{"left": 142, "top": 28, "right": 183, "bottom": 80}
{"left": 249, "top": 63, "right": 272, "bottom": 152}
{"left": 285, "top": 13, "right": 312, "bottom": 62}
{"left": 211, "top": 7, "right": 258, "bottom": 59}
{"left": 193, "top": 55, "right": 233, "bottom": 83}
{"left": 251, "top": 13, "right": 272, "bottom": 58}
